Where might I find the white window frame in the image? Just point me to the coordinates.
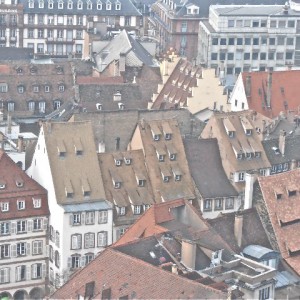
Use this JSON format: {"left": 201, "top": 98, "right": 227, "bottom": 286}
{"left": 0, "top": 244, "right": 10, "bottom": 259}
{"left": 98, "top": 210, "right": 108, "bottom": 223}
{"left": 33, "top": 198, "right": 41, "bottom": 208}
{"left": 1, "top": 202, "right": 9, "bottom": 212}
{"left": 16, "top": 265, "right": 26, "bottom": 281}
{"left": 31, "top": 263, "right": 42, "bottom": 279}
{"left": 33, "top": 218, "right": 42, "bottom": 231}
{"left": 0, "top": 222, "right": 10, "bottom": 235}
{"left": 106, "top": 1, "right": 111, "bottom": 10}
{"left": 17, "top": 220, "right": 26, "bottom": 233}
{"left": 118, "top": 206, "right": 126, "bottom": 216}
{"left": 84, "top": 233, "right": 95, "bottom": 249}
{"left": 17, "top": 200, "right": 25, "bottom": 210}
{"left": 97, "top": 231, "right": 107, "bottom": 247}
{"left": 17, "top": 242, "right": 26, "bottom": 256}
{"left": 203, "top": 199, "right": 212, "bottom": 211}
{"left": 0, "top": 268, "right": 9, "bottom": 283}
{"left": 71, "top": 234, "right": 82, "bottom": 250}
{"left": 77, "top": 0, "right": 83, "bottom": 9}
{"left": 85, "top": 211, "right": 95, "bottom": 225}
{"left": 133, "top": 205, "right": 141, "bottom": 215}
{"left": 32, "top": 240, "right": 43, "bottom": 255}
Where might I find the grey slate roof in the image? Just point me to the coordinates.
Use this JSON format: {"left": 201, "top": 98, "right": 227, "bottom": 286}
{"left": 21, "top": 0, "right": 141, "bottom": 16}
{"left": 183, "top": 137, "right": 238, "bottom": 198}
{"left": 262, "top": 136, "right": 300, "bottom": 165}
{"left": 0, "top": 48, "right": 34, "bottom": 61}
{"left": 63, "top": 201, "right": 112, "bottom": 212}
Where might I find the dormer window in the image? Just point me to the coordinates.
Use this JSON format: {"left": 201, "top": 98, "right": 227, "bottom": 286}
{"left": 255, "top": 152, "right": 261, "bottom": 158}
{"left": 97, "top": 0, "right": 102, "bottom": 9}
{"left": 56, "top": 66, "right": 64, "bottom": 74}
{"left": 0, "top": 83, "right": 7, "bottom": 93}
{"left": 246, "top": 129, "right": 252, "bottom": 135}
{"left": 246, "top": 152, "right": 252, "bottom": 159}
{"left": 96, "top": 103, "right": 102, "bottom": 110}
{"left": 67, "top": 0, "right": 73, "bottom": 9}
{"left": 29, "top": 0, "right": 34, "bottom": 8}
{"left": 170, "top": 153, "right": 176, "bottom": 161}
{"left": 33, "top": 85, "right": 39, "bottom": 93}
{"left": 0, "top": 183, "right": 6, "bottom": 189}
{"left": 114, "top": 91, "right": 122, "bottom": 101}
{"left": 287, "top": 188, "right": 297, "bottom": 197}
{"left": 115, "top": 159, "right": 122, "bottom": 166}
{"left": 16, "top": 67, "right": 23, "bottom": 74}
{"left": 114, "top": 181, "right": 121, "bottom": 189}
{"left": 78, "top": 0, "right": 83, "bottom": 9}
{"left": 57, "top": 143, "right": 66, "bottom": 158}
{"left": 165, "top": 133, "right": 172, "bottom": 140}
{"left": 118, "top": 103, "right": 125, "bottom": 110}
{"left": 106, "top": 0, "right": 111, "bottom": 10}
{"left": 48, "top": 0, "right": 53, "bottom": 8}
{"left": 17, "top": 200, "right": 25, "bottom": 210}
{"left": 237, "top": 153, "right": 243, "bottom": 160}
{"left": 18, "top": 85, "right": 25, "bottom": 94}
{"left": 117, "top": 206, "right": 126, "bottom": 215}
{"left": 144, "top": 204, "right": 150, "bottom": 211}
{"left": 87, "top": 0, "right": 92, "bottom": 9}
{"left": 30, "top": 66, "right": 37, "bottom": 74}
{"left": 153, "top": 134, "right": 160, "bottom": 141}
{"left": 125, "top": 158, "right": 131, "bottom": 165}
{"left": 39, "top": 0, "right": 44, "bottom": 8}
{"left": 58, "top": 0, "right": 64, "bottom": 9}
{"left": 276, "top": 192, "right": 282, "bottom": 200}
{"left": 58, "top": 84, "right": 65, "bottom": 92}
{"left": 16, "top": 179, "right": 24, "bottom": 187}
{"left": 138, "top": 179, "right": 145, "bottom": 187}
{"left": 228, "top": 131, "right": 235, "bottom": 138}
{"left": 158, "top": 154, "right": 165, "bottom": 162}
{"left": 115, "top": 0, "right": 121, "bottom": 10}
{"left": 33, "top": 198, "right": 41, "bottom": 208}
{"left": 163, "top": 175, "right": 170, "bottom": 182}
{"left": 175, "top": 174, "right": 181, "bottom": 181}
{"left": 133, "top": 205, "right": 141, "bottom": 215}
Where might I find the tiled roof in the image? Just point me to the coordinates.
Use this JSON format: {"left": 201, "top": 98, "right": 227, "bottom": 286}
{"left": 78, "top": 83, "right": 147, "bottom": 112}
{"left": 201, "top": 111, "right": 271, "bottom": 191}
{"left": 262, "top": 135, "right": 300, "bottom": 165}
{"left": 51, "top": 247, "right": 226, "bottom": 299}
{"left": 76, "top": 76, "right": 123, "bottom": 85}
{"left": 152, "top": 58, "right": 201, "bottom": 109}
{"left": 72, "top": 108, "right": 204, "bottom": 153}
{"left": 0, "top": 61, "right": 75, "bottom": 117}
{"left": 208, "top": 208, "right": 272, "bottom": 253}
{"left": 98, "top": 149, "right": 155, "bottom": 225}
{"left": 21, "top": 0, "right": 141, "bottom": 16}
{"left": 258, "top": 169, "right": 300, "bottom": 275}
{"left": 242, "top": 70, "right": 300, "bottom": 119}
{"left": 184, "top": 137, "right": 238, "bottom": 198}
{"left": 0, "top": 48, "right": 34, "bottom": 61}
{"left": 42, "top": 121, "right": 106, "bottom": 204}
{"left": 0, "top": 150, "right": 49, "bottom": 220}
{"left": 129, "top": 119, "right": 196, "bottom": 202}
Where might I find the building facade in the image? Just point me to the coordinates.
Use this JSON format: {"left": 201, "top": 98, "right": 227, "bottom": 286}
{"left": 0, "top": 150, "right": 49, "bottom": 300}
{"left": 198, "top": 2, "right": 300, "bottom": 75}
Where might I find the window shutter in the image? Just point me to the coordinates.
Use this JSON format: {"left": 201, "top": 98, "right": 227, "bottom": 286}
{"left": 80, "top": 256, "right": 85, "bottom": 267}
{"left": 116, "top": 229, "right": 120, "bottom": 240}
{"left": 104, "top": 231, "right": 108, "bottom": 246}
{"left": 69, "top": 214, "right": 73, "bottom": 225}
{"left": 11, "top": 244, "right": 17, "bottom": 257}
{"left": 84, "top": 233, "right": 89, "bottom": 249}
{"left": 11, "top": 222, "right": 16, "bottom": 234}
{"left": 81, "top": 212, "right": 85, "bottom": 225}
{"left": 32, "top": 264, "right": 37, "bottom": 279}
{"left": 78, "top": 234, "right": 82, "bottom": 249}
{"left": 16, "top": 266, "right": 20, "bottom": 281}
{"left": 45, "top": 245, "right": 49, "bottom": 257}
{"left": 26, "top": 266, "right": 31, "bottom": 280}
{"left": 43, "top": 218, "right": 48, "bottom": 231}
{"left": 42, "top": 264, "right": 46, "bottom": 278}
{"left": 27, "top": 220, "right": 33, "bottom": 232}
{"left": 26, "top": 242, "right": 31, "bottom": 255}
{"left": 67, "top": 257, "right": 72, "bottom": 268}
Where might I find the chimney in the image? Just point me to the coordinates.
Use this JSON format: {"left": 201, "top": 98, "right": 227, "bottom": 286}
{"left": 181, "top": 240, "right": 196, "bottom": 270}
{"left": 267, "top": 71, "right": 272, "bottom": 108}
{"left": 172, "top": 264, "right": 178, "bottom": 274}
{"left": 245, "top": 75, "right": 251, "bottom": 98}
{"left": 279, "top": 130, "right": 286, "bottom": 156}
{"left": 115, "top": 137, "right": 120, "bottom": 151}
{"left": 18, "top": 135, "right": 24, "bottom": 153}
{"left": 98, "top": 141, "right": 105, "bottom": 153}
{"left": 291, "top": 159, "right": 297, "bottom": 170}
{"left": 234, "top": 213, "right": 243, "bottom": 248}
{"left": 119, "top": 52, "right": 126, "bottom": 73}
{"left": 244, "top": 173, "right": 257, "bottom": 210}
{"left": 7, "top": 114, "right": 12, "bottom": 134}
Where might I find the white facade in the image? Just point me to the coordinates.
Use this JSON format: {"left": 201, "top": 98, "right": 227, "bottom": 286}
{"left": 229, "top": 73, "right": 249, "bottom": 111}
{"left": 0, "top": 216, "right": 48, "bottom": 299}
{"left": 198, "top": 3, "right": 300, "bottom": 75}
{"left": 27, "top": 126, "right": 113, "bottom": 291}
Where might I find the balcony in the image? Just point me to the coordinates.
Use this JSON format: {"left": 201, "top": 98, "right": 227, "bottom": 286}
{"left": 46, "top": 38, "right": 75, "bottom": 44}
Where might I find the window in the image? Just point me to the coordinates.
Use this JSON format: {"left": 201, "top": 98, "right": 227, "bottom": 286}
{"left": 106, "top": 1, "right": 111, "bottom": 10}
{"left": 31, "top": 263, "right": 42, "bottom": 279}
{"left": 175, "top": 174, "right": 181, "bottom": 181}
{"left": 268, "top": 52, "right": 275, "bottom": 60}
{"left": 84, "top": 233, "right": 95, "bottom": 248}
{"left": 97, "top": 231, "right": 107, "bottom": 247}
{"left": 288, "top": 20, "right": 295, "bottom": 28}
{"left": 211, "top": 53, "right": 218, "bottom": 60}
{"left": 58, "top": 0, "right": 63, "bottom": 9}
{"left": 48, "top": 1, "right": 53, "bottom": 9}
{"left": 244, "top": 38, "right": 251, "bottom": 45}
{"left": 158, "top": 154, "right": 165, "bottom": 162}
{"left": 260, "top": 53, "right": 266, "bottom": 60}
{"left": 0, "top": 222, "right": 10, "bottom": 235}
{"left": 0, "top": 83, "right": 7, "bottom": 93}
{"left": 33, "top": 198, "right": 41, "bottom": 208}
{"left": 75, "top": 44, "right": 82, "bottom": 54}
{"left": 276, "top": 52, "right": 284, "bottom": 60}
{"left": 55, "top": 251, "right": 60, "bottom": 268}
{"left": 17, "top": 220, "right": 26, "bottom": 233}
{"left": 252, "top": 21, "right": 259, "bottom": 27}
{"left": 28, "top": 29, "right": 34, "bottom": 38}
{"left": 244, "top": 53, "right": 250, "bottom": 60}
{"left": 85, "top": 253, "right": 94, "bottom": 265}
{"left": 261, "top": 37, "right": 267, "bottom": 45}
{"left": 77, "top": 16, "right": 83, "bottom": 25}
{"left": 278, "top": 20, "right": 286, "bottom": 28}
{"left": 214, "top": 198, "right": 223, "bottom": 210}
{"left": 39, "top": 101, "right": 45, "bottom": 113}
{"left": 55, "top": 231, "right": 60, "bottom": 248}
{"left": 133, "top": 205, "right": 141, "bottom": 215}
{"left": 1, "top": 202, "right": 9, "bottom": 212}
{"left": 225, "top": 197, "right": 234, "bottom": 209}
{"left": 238, "top": 172, "right": 245, "bottom": 181}
{"left": 228, "top": 20, "right": 234, "bottom": 27}
{"left": 220, "top": 38, "right": 226, "bottom": 45}
{"left": 17, "top": 242, "right": 26, "bottom": 256}
{"left": 49, "top": 245, "right": 53, "bottom": 262}
{"left": 118, "top": 207, "right": 126, "bottom": 216}
{"left": 259, "top": 286, "right": 270, "bottom": 300}
{"left": 138, "top": 179, "right": 145, "bottom": 187}
{"left": 71, "top": 234, "right": 82, "bottom": 250}
{"left": 153, "top": 134, "right": 160, "bottom": 141}
{"left": 71, "top": 255, "right": 80, "bottom": 268}
{"left": 270, "top": 20, "right": 276, "bottom": 28}
{"left": 212, "top": 38, "right": 218, "bottom": 45}
{"left": 33, "top": 218, "right": 42, "bottom": 231}
{"left": 18, "top": 85, "right": 25, "bottom": 93}
{"left": 72, "top": 213, "right": 81, "bottom": 225}
{"left": 37, "top": 43, "right": 44, "bottom": 53}
{"left": 0, "top": 244, "right": 10, "bottom": 259}
{"left": 203, "top": 199, "right": 212, "bottom": 211}
{"left": 67, "top": 0, "right": 73, "bottom": 9}
{"left": 278, "top": 36, "right": 285, "bottom": 45}
{"left": 76, "top": 30, "right": 82, "bottom": 39}
{"left": 252, "top": 52, "right": 259, "bottom": 60}
{"left": 44, "top": 85, "right": 50, "bottom": 92}
{"left": 16, "top": 265, "right": 26, "bottom": 282}
{"left": 98, "top": 210, "right": 108, "bottom": 224}
{"left": 32, "top": 240, "right": 43, "bottom": 255}
{"left": 77, "top": 0, "right": 83, "bottom": 9}
{"left": 87, "top": 1, "right": 92, "bottom": 9}
{"left": 253, "top": 38, "right": 259, "bottom": 45}
{"left": 227, "top": 53, "right": 234, "bottom": 60}
{"left": 29, "top": 0, "right": 34, "bottom": 8}
{"left": 17, "top": 200, "right": 25, "bottom": 210}
{"left": 0, "top": 268, "right": 9, "bottom": 283}
{"left": 58, "top": 84, "right": 65, "bottom": 92}
{"left": 236, "top": 38, "right": 243, "bottom": 45}
{"left": 286, "top": 52, "right": 293, "bottom": 60}
{"left": 97, "top": 1, "right": 102, "bottom": 9}
{"left": 228, "top": 38, "right": 235, "bottom": 45}
{"left": 85, "top": 212, "right": 95, "bottom": 225}
{"left": 287, "top": 38, "right": 294, "bottom": 46}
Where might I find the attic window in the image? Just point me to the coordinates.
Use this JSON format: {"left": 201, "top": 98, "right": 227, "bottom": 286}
{"left": 114, "top": 182, "right": 121, "bottom": 189}
{"left": 0, "top": 183, "right": 6, "bottom": 189}
{"left": 163, "top": 175, "right": 170, "bottom": 182}
{"left": 255, "top": 152, "right": 261, "bottom": 158}
{"left": 228, "top": 131, "right": 235, "bottom": 138}
{"left": 115, "top": 159, "right": 122, "bottom": 166}
{"left": 170, "top": 153, "right": 176, "bottom": 161}
{"left": 153, "top": 134, "right": 160, "bottom": 141}
{"left": 237, "top": 153, "right": 243, "bottom": 160}
{"left": 124, "top": 158, "right": 131, "bottom": 165}
{"left": 118, "top": 103, "right": 125, "bottom": 110}
{"left": 288, "top": 189, "right": 297, "bottom": 197}
{"left": 158, "top": 154, "right": 165, "bottom": 162}
{"left": 138, "top": 179, "right": 145, "bottom": 187}
{"left": 96, "top": 103, "right": 102, "bottom": 110}
{"left": 30, "top": 66, "right": 37, "bottom": 74}
{"left": 113, "top": 92, "right": 122, "bottom": 101}
{"left": 16, "top": 179, "right": 24, "bottom": 187}
{"left": 106, "top": 0, "right": 111, "bottom": 10}
{"left": 165, "top": 133, "right": 172, "bottom": 140}
{"left": 246, "top": 129, "right": 252, "bottom": 135}
{"left": 175, "top": 174, "right": 181, "bottom": 181}
{"left": 57, "top": 142, "right": 66, "bottom": 158}
{"left": 276, "top": 193, "right": 282, "bottom": 200}
{"left": 56, "top": 66, "right": 64, "bottom": 74}
{"left": 16, "top": 67, "right": 23, "bottom": 74}
{"left": 115, "top": 1, "right": 121, "bottom": 10}
{"left": 66, "top": 192, "right": 73, "bottom": 198}
{"left": 272, "top": 147, "right": 280, "bottom": 155}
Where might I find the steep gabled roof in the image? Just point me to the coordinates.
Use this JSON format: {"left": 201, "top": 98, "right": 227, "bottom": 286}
{"left": 42, "top": 121, "right": 106, "bottom": 204}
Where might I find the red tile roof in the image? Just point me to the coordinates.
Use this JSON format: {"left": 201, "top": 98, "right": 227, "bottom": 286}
{"left": 0, "top": 150, "right": 49, "bottom": 219}
{"left": 258, "top": 169, "right": 300, "bottom": 275}
{"left": 242, "top": 70, "right": 300, "bottom": 118}
{"left": 51, "top": 248, "right": 227, "bottom": 299}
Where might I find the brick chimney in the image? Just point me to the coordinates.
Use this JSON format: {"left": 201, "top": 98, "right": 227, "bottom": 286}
{"left": 181, "top": 240, "right": 196, "bottom": 270}
{"left": 279, "top": 130, "right": 286, "bottom": 156}
{"left": 234, "top": 213, "right": 243, "bottom": 248}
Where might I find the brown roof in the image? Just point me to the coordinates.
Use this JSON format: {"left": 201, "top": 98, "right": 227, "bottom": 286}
{"left": 0, "top": 61, "right": 75, "bottom": 117}
{"left": 152, "top": 58, "right": 202, "bottom": 109}
{"left": 0, "top": 150, "right": 49, "bottom": 220}
{"left": 98, "top": 149, "right": 154, "bottom": 225}
{"left": 201, "top": 111, "right": 271, "bottom": 192}
{"left": 129, "top": 119, "right": 196, "bottom": 202}
{"left": 51, "top": 247, "right": 226, "bottom": 299}
{"left": 42, "top": 121, "right": 106, "bottom": 204}
{"left": 76, "top": 76, "right": 123, "bottom": 84}
{"left": 242, "top": 70, "right": 300, "bottom": 119}
{"left": 258, "top": 169, "right": 300, "bottom": 275}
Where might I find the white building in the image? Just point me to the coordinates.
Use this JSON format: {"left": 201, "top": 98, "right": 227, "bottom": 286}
{"left": 27, "top": 121, "right": 113, "bottom": 292}
{"left": 0, "top": 150, "right": 49, "bottom": 300}
{"left": 198, "top": 1, "right": 300, "bottom": 75}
